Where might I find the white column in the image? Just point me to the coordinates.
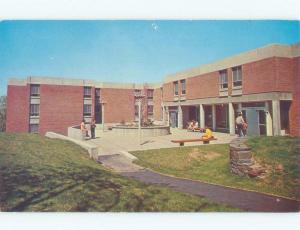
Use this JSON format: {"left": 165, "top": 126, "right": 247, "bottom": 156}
{"left": 162, "top": 106, "right": 166, "bottom": 124}
{"left": 178, "top": 105, "right": 183, "bottom": 129}
{"left": 138, "top": 100, "right": 142, "bottom": 144}
{"left": 166, "top": 107, "right": 170, "bottom": 126}
{"left": 272, "top": 100, "right": 281, "bottom": 136}
{"left": 228, "top": 102, "right": 235, "bottom": 135}
{"left": 199, "top": 104, "right": 205, "bottom": 128}
{"left": 237, "top": 103, "right": 242, "bottom": 113}
{"left": 212, "top": 104, "right": 216, "bottom": 131}
{"left": 102, "top": 104, "right": 105, "bottom": 131}
{"left": 265, "top": 102, "right": 273, "bottom": 136}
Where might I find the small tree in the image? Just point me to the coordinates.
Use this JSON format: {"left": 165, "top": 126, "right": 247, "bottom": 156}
{"left": 0, "top": 96, "right": 7, "bottom": 132}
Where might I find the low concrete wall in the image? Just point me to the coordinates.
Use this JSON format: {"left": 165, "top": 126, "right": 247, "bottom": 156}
{"left": 45, "top": 132, "right": 98, "bottom": 160}
{"left": 68, "top": 125, "right": 88, "bottom": 141}
{"left": 111, "top": 125, "right": 170, "bottom": 137}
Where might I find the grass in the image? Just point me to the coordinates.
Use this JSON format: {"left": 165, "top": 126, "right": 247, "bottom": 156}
{"left": 0, "top": 133, "right": 239, "bottom": 212}
{"left": 131, "top": 136, "right": 300, "bottom": 199}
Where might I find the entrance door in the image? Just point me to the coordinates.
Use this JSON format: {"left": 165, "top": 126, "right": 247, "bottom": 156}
{"left": 244, "top": 109, "right": 259, "bottom": 136}
{"left": 169, "top": 111, "right": 178, "bottom": 128}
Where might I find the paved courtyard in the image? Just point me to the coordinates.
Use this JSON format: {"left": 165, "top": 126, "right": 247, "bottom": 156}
{"left": 88, "top": 128, "right": 236, "bottom": 154}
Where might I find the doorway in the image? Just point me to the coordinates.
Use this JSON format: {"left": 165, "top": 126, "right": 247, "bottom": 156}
{"left": 169, "top": 111, "right": 178, "bottom": 128}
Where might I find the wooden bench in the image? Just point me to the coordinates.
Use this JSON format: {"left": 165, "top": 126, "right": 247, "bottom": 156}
{"left": 171, "top": 137, "right": 217, "bottom": 146}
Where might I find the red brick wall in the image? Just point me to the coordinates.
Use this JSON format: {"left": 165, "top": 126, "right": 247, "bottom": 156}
{"left": 6, "top": 85, "right": 29, "bottom": 133}
{"left": 101, "top": 88, "right": 135, "bottom": 123}
{"left": 243, "top": 58, "right": 277, "bottom": 94}
{"left": 186, "top": 72, "right": 219, "bottom": 99}
{"left": 289, "top": 57, "right": 300, "bottom": 136}
{"left": 162, "top": 82, "right": 174, "bottom": 102}
{"left": 39, "top": 85, "right": 83, "bottom": 135}
{"left": 153, "top": 88, "right": 162, "bottom": 120}
{"left": 275, "top": 57, "right": 295, "bottom": 92}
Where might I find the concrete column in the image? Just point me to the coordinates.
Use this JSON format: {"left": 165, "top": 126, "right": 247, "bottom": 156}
{"left": 272, "top": 100, "right": 281, "bottom": 136}
{"left": 237, "top": 103, "right": 242, "bottom": 113}
{"left": 101, "top": 104, "right": 105, "bottom": 131}
{"left": 212, "top": 104, "right": 216, "bottom": 131}
{"left": 265, "top": 102, "right": 273, "bottom": 136}
{"left": 229, "top": 102, "right": 235, "bottom": 135}
{"left": 199, "top": 104, "right": 205, "bottom": 128}
{"left": 166, "top": 107, "right": 170, "bottom": 126}
{"left": 162, "top": 106, "right": 166, "bottom": 124}
{"left": 178, "top": 105, "right": 183, "bottom": 129}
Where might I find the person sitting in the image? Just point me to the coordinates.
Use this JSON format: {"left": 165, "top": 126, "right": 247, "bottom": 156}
{"left": 187, "top": 120, "right": 194, "bottom": 131}
{"left": 193, "top": 121, "right": 199, "bottom": 131}
{"left": 80, "top": 119, "right": 89, "bottom": 138}
{"left": 202, "top": 126, "right": 213, "bottom": 140}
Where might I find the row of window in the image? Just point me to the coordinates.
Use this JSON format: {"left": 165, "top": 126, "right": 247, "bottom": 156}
{"left": 219, "top": 66, "right": 242, "bottom": 89}
{"left": 173, "top": 79, "right": 186, "bottom": 96}
{"left": 134, "top": 89, "right": 154, "bottom": 99}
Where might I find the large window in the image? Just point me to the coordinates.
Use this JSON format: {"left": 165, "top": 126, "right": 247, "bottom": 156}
{"left": 30, "top": 104, "right": 39, "bottom": 116}
{"left": 83, "top": 104, "right": 92, "bottom": 116}
{"left": 232, "top": 66, "right": 242, "bottom": 87}
{"left": 219, "top": 70, "right": 228, "bottom": 89}
{"left": 173, "top": 81, "right": 179, "bottom": 96}
{"left": 135, "top": 105, "right": 139, "bottom": 116}
{"left": 84, "top": 87, "right": 92, "bottom": 98}
{"left": 180, "top": 79, "right": 186, "bottom": 95}
{"left": 30, "top": 84, "right": 40, "bottom": 96}
{"left": 29, "top": 124, "right": 39, "bottom": 133}
{"left": 147, "top": 89, "right": 154, "bottom": 99}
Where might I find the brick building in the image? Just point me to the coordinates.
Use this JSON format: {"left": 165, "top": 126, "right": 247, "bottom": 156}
{"left": 6, "top": 43, "right": 300, "bottom": 136}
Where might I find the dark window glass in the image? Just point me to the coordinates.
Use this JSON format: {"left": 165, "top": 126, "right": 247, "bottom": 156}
{"left": 180, "top": 79, "right": 186, "bottom": 95}
{"left": 135, "top": 105, "right": 139, "bottom": 116}
{"left": 30, "top": 104, "right": 39, "bottom": 116}
{"left": 147, "top": 89, "right": 154, "bottom": 99}
{"left": 173, "top": 81, "right": 178, "bottom": 95}
{"left": 84, "top": 87, "right": 92, "bottom": 98}
{"left": 30, "top": 85, "right": 40, "bottom": 96}
{"left": 95, "top": 88, "right": 101, "bottom": 97}
{"left": 83, "top": 104, "right": 92, "bottom": 116}
{"left": 29, "top": 124, "right": 39, "bottom": 133}
{"left": 232, "top": 66, "right": 242, "bottom": 87}
{"left": 148, "top": 105, "right": 153, "bottom": 114}
{"left": 219, "top": 70, "right": 228, "bottom": 89}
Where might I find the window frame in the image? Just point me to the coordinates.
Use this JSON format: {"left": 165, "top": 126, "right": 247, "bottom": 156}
{"left": 30, "top": 104, "right": 40, "bottom": 117}
{"left": 232, "top": 66, "right": 242, "bottom": 88}
{"left": 83, "top": 104, "right": 92, "bottom": 116}
{"left": 173, "top": 81, "right": 179, "bottom": 96}
{"left": 30, "top": 84, "right": 40, "bottom": 97}
{"left": 219, "top": 70, "right": 228, "bottom": 90}
{"left": 180, "top": 79, "right": 186, "bottom": 95}
{"left": 29, "top": 124, "right": 39, "bottom": 133}
{"left": 147, "top": 105, "right": 154, "bottom": 115}
{"left": 147, "top": 89, "right": 154, "bottom": 99}
{"left": 83, "top": 86, "right": 92, "bottom": 98}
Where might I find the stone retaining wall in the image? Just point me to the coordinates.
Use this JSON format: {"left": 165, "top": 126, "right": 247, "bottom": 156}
{"left": 229, "top": 138, "right": 265, "bottom": 178}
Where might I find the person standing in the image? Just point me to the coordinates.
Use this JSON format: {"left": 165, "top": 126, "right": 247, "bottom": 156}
{"left": 235, "top": 112, "right": 245, "bottom": 137}
{"left": 80, "top": 119, "right": 89, "bottom": 138}
{"left": 91, "top": 118, "right": 96, "bottom": 139}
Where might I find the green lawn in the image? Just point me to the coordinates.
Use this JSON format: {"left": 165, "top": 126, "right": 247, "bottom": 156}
{"left": 0, "top": 133, "right": 239, "bottom": 212}
{"left": 131, "top": 136, "right": 300, "bottom": 199}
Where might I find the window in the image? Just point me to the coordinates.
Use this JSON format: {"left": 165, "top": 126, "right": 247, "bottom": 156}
{"left": 29, "top": 124, "right": 39, "bottom": 133}
{"left": 173, "top": 81, "right": 179, "bottom": 96}
{"left": 84, "top": 87, "right": 92, "bottom": 98}
{"left": 147, "top": 89, "right": 154, "bottom": 99}
{"left": 95, "top": 88, "right": 101, "bottom": 97}
{"left": 148, "top": 105, "right": 153, "bottom": 114}
{"left": 135, "top": 105, "right": 139, "bottom": 116}
{"left": 232, "top": 66, "right": 242, "bottom": 87}
{"left": 180, "top": 79, "right": 186, "bottom": 95}
{"left": 134, "top": 89, "right": 142, "bottom": 97}
{"left": 219, "top": 70, "right": 228, "bottom": 89}
{"left": 83, "top": 104, "right": 92, "bottom": 116}
{"left": 30, "top": 104, "right": 39, "bottom": 116}
{"left": 30, "top": 84, "right": 40, "bottom": 96}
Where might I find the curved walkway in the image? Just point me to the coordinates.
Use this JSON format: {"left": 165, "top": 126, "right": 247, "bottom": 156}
{"left": 98, "top": 152, "right": 300, "bottom": 212}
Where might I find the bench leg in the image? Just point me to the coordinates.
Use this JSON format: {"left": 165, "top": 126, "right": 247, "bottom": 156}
{"left": 180, "top": 142, "right": 184, "bottom": 146}
{"left": 203, "top": 140, "right": 210, "bottom": 144}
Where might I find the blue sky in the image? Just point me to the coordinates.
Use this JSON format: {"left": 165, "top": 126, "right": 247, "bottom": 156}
{"left": 0, "top": 20, "right": 299, "bottom": 96}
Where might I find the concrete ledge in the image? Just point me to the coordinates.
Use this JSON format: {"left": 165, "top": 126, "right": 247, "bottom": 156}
{"left": 45, "top": 132, "right": 98, "bottom": 160}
